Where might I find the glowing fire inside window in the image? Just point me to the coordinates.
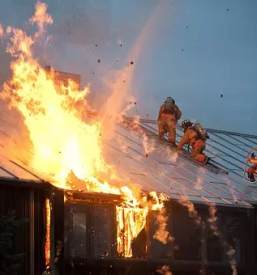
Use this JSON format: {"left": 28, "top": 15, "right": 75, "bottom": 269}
{"left": 116, "top": 206, "right": 148, "bottom": 258}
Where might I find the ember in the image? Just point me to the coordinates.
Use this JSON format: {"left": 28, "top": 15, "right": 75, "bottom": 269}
{"left": 0, "top": 0, "right": 170, "bottom": 260}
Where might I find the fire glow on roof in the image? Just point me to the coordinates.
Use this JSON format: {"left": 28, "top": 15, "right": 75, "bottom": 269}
{"left": 0, "top": 116, "right": 257, "bottom": 208}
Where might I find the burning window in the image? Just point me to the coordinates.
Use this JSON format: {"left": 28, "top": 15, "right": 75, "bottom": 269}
{"left": 116, "top": 206, "right": 148, "bottom": 258}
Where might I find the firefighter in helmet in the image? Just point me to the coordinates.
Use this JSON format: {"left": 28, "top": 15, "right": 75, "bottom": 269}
{"left": 157, "top": 97, "right": 182, "bottom": 146}
{"left": 248, "top": 153, "right": 257, "bottom": 182}
{"left": 176, "top": 119, "right": 210, "bottom": 165}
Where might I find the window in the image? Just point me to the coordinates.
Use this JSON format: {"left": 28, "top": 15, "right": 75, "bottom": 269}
{"left": 224, "top": 216, "right": 243, "bottom": 264}
{"left": 173, "top": 204, "right": 202, "bottom": 261}
{"left": 65, "top": 203, "right": 115, "bottom": 259}
{"left": 205, "top": 215, "right": 224, "bottom": 262}
{"left": 65, "top": 204, "right": 88, "bottom": 259}
{"left": 90, "top": 205, "right": 114, "bottom": 258}
{"left": 148, "top": 210, "right": 172, "bottom": 259}
{"left": 72, "top": 212, "right": 87, "bottom": 258}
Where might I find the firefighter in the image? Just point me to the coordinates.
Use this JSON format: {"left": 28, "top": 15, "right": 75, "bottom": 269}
{"left": 248, "top": 153, "right": 257, "bottom": 182}
{"left": 157, "top": 97, "right": 182, "bottom": 146}
{"left": 176, "top": 119, "right": 210, "bottom": 165}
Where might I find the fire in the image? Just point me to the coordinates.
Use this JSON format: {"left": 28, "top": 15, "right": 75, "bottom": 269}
{"left": 45, "top": 198, "right": 51, "bottom": 266}
{"left": 116, "top": 207, "right": 148, "bottom": 257}
{"left": 1, "top": 2, "right": 111, "bottom": 189}
{"left": 0, "top": 0, "right": 170, "bottom": 260}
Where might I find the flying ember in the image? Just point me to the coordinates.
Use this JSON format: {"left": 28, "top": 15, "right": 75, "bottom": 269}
{"left": 0, "top": 1, "right": 169, "bottom": 258}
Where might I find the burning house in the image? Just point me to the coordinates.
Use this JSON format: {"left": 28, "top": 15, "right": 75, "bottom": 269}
{"left": 1, "top": 115, "right": 257, "bottom": 275}
{"left": 0, "top": 2, "right": 257, "bottom": 275}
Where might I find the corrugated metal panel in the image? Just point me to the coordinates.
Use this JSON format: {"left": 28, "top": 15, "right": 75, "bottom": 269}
{"left": 1, "top": 114, "right": 257, "bottom": 207}
{"left": 102, "top": 118, "right": 257, "bottom": 207}
{"left": 0, "top": 119, "right": 45, "bottom": 183}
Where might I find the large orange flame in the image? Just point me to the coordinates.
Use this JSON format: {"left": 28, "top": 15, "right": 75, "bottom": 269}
{"left": 0, "top": 1, "right": 170, "bottom": 259}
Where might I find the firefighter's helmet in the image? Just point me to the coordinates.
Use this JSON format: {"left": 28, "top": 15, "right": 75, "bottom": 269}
{"left": 181, "top": 119, "right": 192, "bottom": 131}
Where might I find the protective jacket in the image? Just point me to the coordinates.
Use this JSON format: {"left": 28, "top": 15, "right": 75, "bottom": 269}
{"left": 157, "top": 104, "right": 181, "bottom": 145}
{"left": 177, "top": 126, "right": 209, "bottom": 164}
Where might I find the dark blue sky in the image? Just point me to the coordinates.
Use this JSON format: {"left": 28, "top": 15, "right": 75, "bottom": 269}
{"left": 0, "top": 0, "right": 257, "bottom": 134}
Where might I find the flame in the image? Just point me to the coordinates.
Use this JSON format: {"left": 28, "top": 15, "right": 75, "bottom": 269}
{"left": 45, "top": 198, "right": 51, "bottom": 266}
{"left": 0, "top": 1, "right": 170, "bottom": 259}
{"left": 116, "top": 206, "right": 148, "bottom": 257}
{"left": 153, "top": 207, "right": 173, "bottom": 244}
{"left": 29, "top": 1, "right": 53, "bottom": 38}
{"left": 1, "top": 1, "right": 112, "bottom": 189}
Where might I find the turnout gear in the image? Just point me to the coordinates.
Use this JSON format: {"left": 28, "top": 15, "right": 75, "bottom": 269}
{"left": 157, "top": 97, "right": 181, "bottom": 145}
{"left": 243, "top": 148, "right": 257, "bottom": 183}
{"left": 177, "top": 123, "right": 209, "bottom": 164}
{"left": 193, "top": 123, "right": 209, "bottom": 141}
{"left": 247, "top": 153, "right": 257, "bottom": 182}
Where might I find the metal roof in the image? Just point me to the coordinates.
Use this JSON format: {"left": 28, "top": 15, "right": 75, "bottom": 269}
{"left": 0, "top": 116, "right": 257, "bottom": 208}
{"left": 0, "top": 118, "right": 45, "bottom": 184}
{"left": 103, "top": 117, "right": 257, "bottom": 208}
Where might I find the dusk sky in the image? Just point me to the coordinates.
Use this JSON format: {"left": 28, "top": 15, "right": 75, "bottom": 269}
{"left": 0, "top": 0, "right": 257, "bottom": 134}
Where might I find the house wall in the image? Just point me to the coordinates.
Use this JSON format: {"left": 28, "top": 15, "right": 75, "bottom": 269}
{"left": 62, "top": 197, "right": 256, "bottom": 275}
{"left": 0, "top": 180, "right": 48, "bottom": 275}
{"left": 1, "top": 184, "right": 256, "bottom": 275}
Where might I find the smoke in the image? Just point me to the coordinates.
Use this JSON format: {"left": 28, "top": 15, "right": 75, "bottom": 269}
{"left": 128, "top": 116, "right": 156, "bottom": 156}
{"left": 99, "top": 1, "right": 169, "bottom": 138}
{"left": 207, "top": 203, "right": 219, "bottom": 236}
{"left": 153, "top": 207, "right": 173, "bottom": 244}
{"left": 179, "top": 195, "right": 201, "bottom": 226}
{"left": 195, "top": 177, "right": 203, "bottom": 190}
{"left": 195, "top": 168, "right": 205, "bottom": 190}
{"left": 207, "top": 203, "right": 237, "bottom": 275}
{"left": 222, "top": 176, "right": 238, "bottom": 203}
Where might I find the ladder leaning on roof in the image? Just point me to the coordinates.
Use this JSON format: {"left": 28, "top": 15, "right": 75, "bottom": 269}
{"left": 243, "top": 147, "right": 257, "bottom": 183}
